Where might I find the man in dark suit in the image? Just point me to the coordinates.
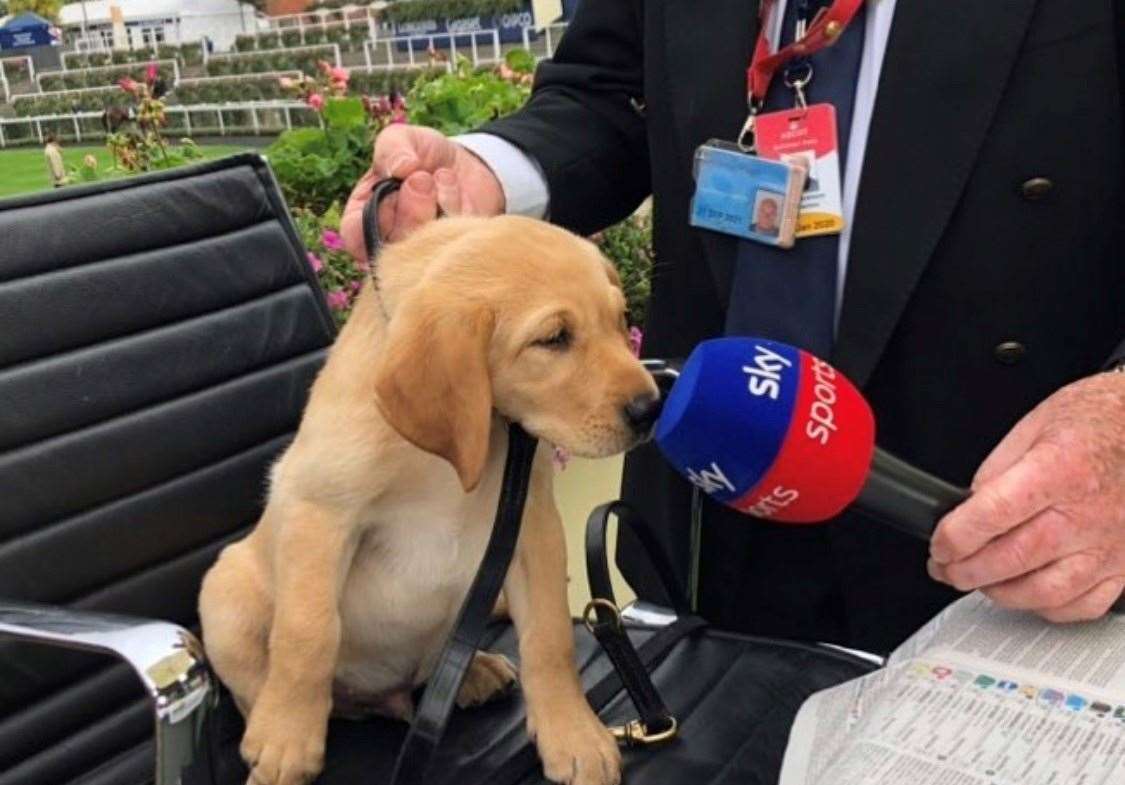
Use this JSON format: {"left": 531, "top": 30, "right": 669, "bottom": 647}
{"left": 342, "top": 0, "right": 1125, "bottom": 655}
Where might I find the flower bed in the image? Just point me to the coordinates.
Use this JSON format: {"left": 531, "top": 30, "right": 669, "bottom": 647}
{"left": 382, "top": 0, "right": 524, "bottom": 25}
{"left": 204, "top": 45, "right": 340, "bottom": 77}
{"left": 1, "top": 56, "right": 34, "bottom": 83}
{"left": 39, "top": 61, "right": 177, "bottom": 92}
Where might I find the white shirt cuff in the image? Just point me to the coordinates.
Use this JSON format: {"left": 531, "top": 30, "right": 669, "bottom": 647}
{"left": 455, "top": 133, "right": 550, "bottom": 219}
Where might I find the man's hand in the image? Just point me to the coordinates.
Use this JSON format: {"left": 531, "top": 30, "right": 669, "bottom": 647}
{"left": 929, "top": 371, "right": 1125, "bottom": 622}
{"left": 340, "top": 124, "right": 505, "bottom": 262}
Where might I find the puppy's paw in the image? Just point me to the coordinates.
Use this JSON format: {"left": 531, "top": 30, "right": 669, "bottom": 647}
{"left": 240, "top": 709, "right": 326, "bottom": 785}
{"left": 457, "top": 651, "right": 518, "bottom": 708}
{"left": 530, "top": 703, "right": 621, "bottom": 785}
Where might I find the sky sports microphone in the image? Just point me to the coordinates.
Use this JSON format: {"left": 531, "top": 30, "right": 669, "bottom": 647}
{"left": 650, "top": 338, "right": 969, "bottom": 541}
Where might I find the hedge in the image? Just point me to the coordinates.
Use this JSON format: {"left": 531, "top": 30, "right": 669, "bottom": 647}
{"left": 234, "top": 24, "right": 370, "bottom": 54}
{"left": 204, "top": 46, "right": 338, "bottom": 77}
{"left": 38, "top": 63, "right": 177, "bottom": 92}
{"left": 12, "top": 89, "right": 130, "bottom": 116}
{"left": 170, "top": 75, "right": 295, "bottom": 105}
{"left": 383, "top": 0, "right": 524, "bottom": 24}
{"left": 61, "top": 43, "right": 204, "bottom": 70}
{"left": 348, "top": 67, "right": 443, "bottom": 97}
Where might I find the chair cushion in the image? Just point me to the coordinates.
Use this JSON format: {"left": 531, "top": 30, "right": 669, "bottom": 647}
{"left": 0, "top": 155, "right": 335, "bottom": 785}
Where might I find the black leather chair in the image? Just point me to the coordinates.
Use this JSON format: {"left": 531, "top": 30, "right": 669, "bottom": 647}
{"left": 0, "top": 155, "right": 336, "bottom": 785}
{"left": 0, "top": 156, "right": 876, "bottom": 785}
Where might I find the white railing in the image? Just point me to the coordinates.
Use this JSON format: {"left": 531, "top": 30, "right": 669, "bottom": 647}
{"left": 38, "top": 59, "right": 182, "bottom": 91}
{"left": 205, "top": 43, "right": 343, "bottom": 71}
{"left": 521, "top": 22, "right": 568, "bottom": 58}
{"left": 364, "top": 29, "right": 501, "bottom": 69}
{"left": 0, "top": 55, "right": 35, "bottom": 84}
{"left": 0, "top": 75, "right": 8, "bottom": 104}
{"left": 0, "top": 101, "right": 320, "bottom": 148}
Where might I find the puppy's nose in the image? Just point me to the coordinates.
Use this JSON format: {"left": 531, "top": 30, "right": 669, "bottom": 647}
{"left": 623, "top": 393, "right": 661, "bottom": 435}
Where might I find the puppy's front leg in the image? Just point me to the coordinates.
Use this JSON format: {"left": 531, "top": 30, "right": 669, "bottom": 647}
{"left": 241, "top": 500, "right": 357, "bottom": 785}
{"left": 505, "top": 460, "right": 621, "bottom": 785}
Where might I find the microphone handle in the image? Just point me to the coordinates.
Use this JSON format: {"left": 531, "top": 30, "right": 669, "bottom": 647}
{"left": 854, "top": 447, "right": 970, "bottom": 542}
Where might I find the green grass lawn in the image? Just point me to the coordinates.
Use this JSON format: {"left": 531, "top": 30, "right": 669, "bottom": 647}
{"left": 0, "top": 144, "right": 253, "bottom": 200}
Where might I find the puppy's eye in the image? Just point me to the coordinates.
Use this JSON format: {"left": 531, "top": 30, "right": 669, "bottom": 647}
{"left": 534, "top": 327, "right": 572, "bottom": 350}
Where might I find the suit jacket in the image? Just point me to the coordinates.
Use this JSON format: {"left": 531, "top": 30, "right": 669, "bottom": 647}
{"left": 485, "top": 0, "right": 1125, "bottom": 654}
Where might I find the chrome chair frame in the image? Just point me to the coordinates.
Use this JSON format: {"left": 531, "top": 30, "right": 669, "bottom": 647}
{"left": 0, "top": 601, "right": 215, "bottom": 785}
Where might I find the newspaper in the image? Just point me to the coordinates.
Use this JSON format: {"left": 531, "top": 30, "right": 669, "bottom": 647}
{"left": 779, "top": 593, "right": 1125, "bottom": 785}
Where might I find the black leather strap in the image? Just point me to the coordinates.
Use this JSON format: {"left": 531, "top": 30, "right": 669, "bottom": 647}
{"left": 361, "top": 176, "right": 404, "bottom": 264}
{"left": 488, "top": 614, "right": 706, "bottom": 785}
{"left": 583, "top": 501, "right": 696, "bottom": 738}
{"left": 386, "top": 387, "right": 539, "bottom": 784}
{"left": 585, "top": 501, "right": 691, "bottom": 618}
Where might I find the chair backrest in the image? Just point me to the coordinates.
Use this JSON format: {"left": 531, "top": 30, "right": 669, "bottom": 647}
{"left": 0, "top": 155, "right": 336, "bottom": 784}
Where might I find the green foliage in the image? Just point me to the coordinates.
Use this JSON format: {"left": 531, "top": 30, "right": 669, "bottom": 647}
{"left": 169, "top": 75, "right": 296, "bottom": 105}
{"left": 62, "top": 44, "right": 202, "bottom": 70}
{"left": 348, "top": 66, "right": 439, "bottom": 98}
{"left": 594, "top": 213, "right": 654, "bottom": 328}
{"left": 405, "top": 57, "right": 529, "bottom": 135}
{"left": 8, "top": 0, "right": 62, "bottom": 21}
{"left": 265, "top": 100, "right": 372, "bottom": 214}
{"left": 383, "top": 0, "right": 524, "bottom": 24}
{"left": 504, "top": 48, "right": 535, "bottom": 74}
{"left": 294, "top": 202, "right": 367, "bottom": 325}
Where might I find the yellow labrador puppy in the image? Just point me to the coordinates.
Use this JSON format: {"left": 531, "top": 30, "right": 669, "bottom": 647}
{"left": 198, "top": 215, "right": 660, "bottom": 785}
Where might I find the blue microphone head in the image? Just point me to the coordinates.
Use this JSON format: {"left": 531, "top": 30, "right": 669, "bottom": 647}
{"left": 654, "top": 337, "right": 800, "bottom": 504}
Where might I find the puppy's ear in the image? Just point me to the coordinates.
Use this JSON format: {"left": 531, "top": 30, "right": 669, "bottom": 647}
{"left": 373, "top": 293, "right": 495, "bottom": 492}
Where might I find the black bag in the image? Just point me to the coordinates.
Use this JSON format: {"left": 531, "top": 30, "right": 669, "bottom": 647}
{"left": 196, "top": 454, "right": 877, "bottom": 785}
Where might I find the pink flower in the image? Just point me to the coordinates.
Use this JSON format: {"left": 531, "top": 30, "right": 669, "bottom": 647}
{"left": 628, "top": 326, "right": 643, "bottom": 357}
{"left": 306, "top": 92, "right": 325, "bottom": 111}
{"left": 325, "top": 289, "right": 350, "bottom": 311}
{"left": 118, "top": 77, "right": 138, "bottom": 94}
{"left": 145, "top": 63, "right": 158, "bottom": 85}
{"left": 349, "top": 279, "right": 363, "bottom": 294}
{"left": 328, "top": 66, "right": 349, "bottom": 84}
{"left": 321, "top": 229, "right": 344, "bottom": 251}
{"left": 306, "top": 251, "right": 324, "bottom": 273}
{"left": 279, "top": 76, "right": 296, "bottom": 90}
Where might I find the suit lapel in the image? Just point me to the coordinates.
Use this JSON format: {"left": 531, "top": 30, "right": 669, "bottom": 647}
{"left": 662, "top": 0, "right": 757, "bottom": 305}
{"left": 832, "top": 0, "right": 1038, "bottom": 386}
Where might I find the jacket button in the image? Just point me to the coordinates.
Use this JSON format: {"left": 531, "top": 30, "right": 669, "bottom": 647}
{"left": 994, "top": 341, "right": 1026, "bottom": 365}
{"left": 1020, "top": 177, "right": 1054, "bottom": 201}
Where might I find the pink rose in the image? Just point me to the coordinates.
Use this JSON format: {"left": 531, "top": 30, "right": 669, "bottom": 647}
{"left": 628, "top": 326, "right": 643, "bottom": 357}
{"left": 321, "top": 229, "right": 344, "bottom": 251}
{"left": 118, "top": 77, "right": 139, "bottom": 94}
{"left": 326, "top": 289, "right": 350, "bottom": 311}
{"left": 306, "top": 92, "right": 325, "bottom": 111}
{"left": 329, "top": 66, "right": 349, "bottom": 84}
{"left": 306, "top": 251, "right": 324, "bottom": 273}
{"left": 146, "top": 63, "right": 158, "bottom": 84}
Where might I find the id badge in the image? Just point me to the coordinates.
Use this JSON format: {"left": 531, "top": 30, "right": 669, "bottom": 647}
{"left": 689, "top": 139, "right": 807, "bottom": 249}
{"left": 754, "top": 104, "right": 844, "bottom": 238}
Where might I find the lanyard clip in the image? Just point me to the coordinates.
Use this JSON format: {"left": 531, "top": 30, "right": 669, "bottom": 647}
{"left": 737, "top": 101, "right": 762, "bottom": 152}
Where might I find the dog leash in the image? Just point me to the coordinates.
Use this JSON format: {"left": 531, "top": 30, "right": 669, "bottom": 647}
{"left": 362, "top": 177, "right": 541, "bottom": 785}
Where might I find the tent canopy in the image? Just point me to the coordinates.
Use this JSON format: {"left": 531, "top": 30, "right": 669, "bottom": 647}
{"left": 0, "top": 12, "right": 58, "bottom": 49}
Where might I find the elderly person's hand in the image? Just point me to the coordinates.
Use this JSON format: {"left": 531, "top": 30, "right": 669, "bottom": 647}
{"left": 340, "top": 124, "right": 505, "bottom": 262}
{"left": 928, "top": 370, "right": 1125, "bottom": 622}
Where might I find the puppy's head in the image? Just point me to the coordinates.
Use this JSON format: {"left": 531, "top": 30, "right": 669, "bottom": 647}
{"left": 371, "top": 216, "right": 659, "bottom": 492}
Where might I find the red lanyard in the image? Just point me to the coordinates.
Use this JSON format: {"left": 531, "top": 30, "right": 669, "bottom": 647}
{"left": 747, "top": 0, "right": 866, "bottom": 109}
